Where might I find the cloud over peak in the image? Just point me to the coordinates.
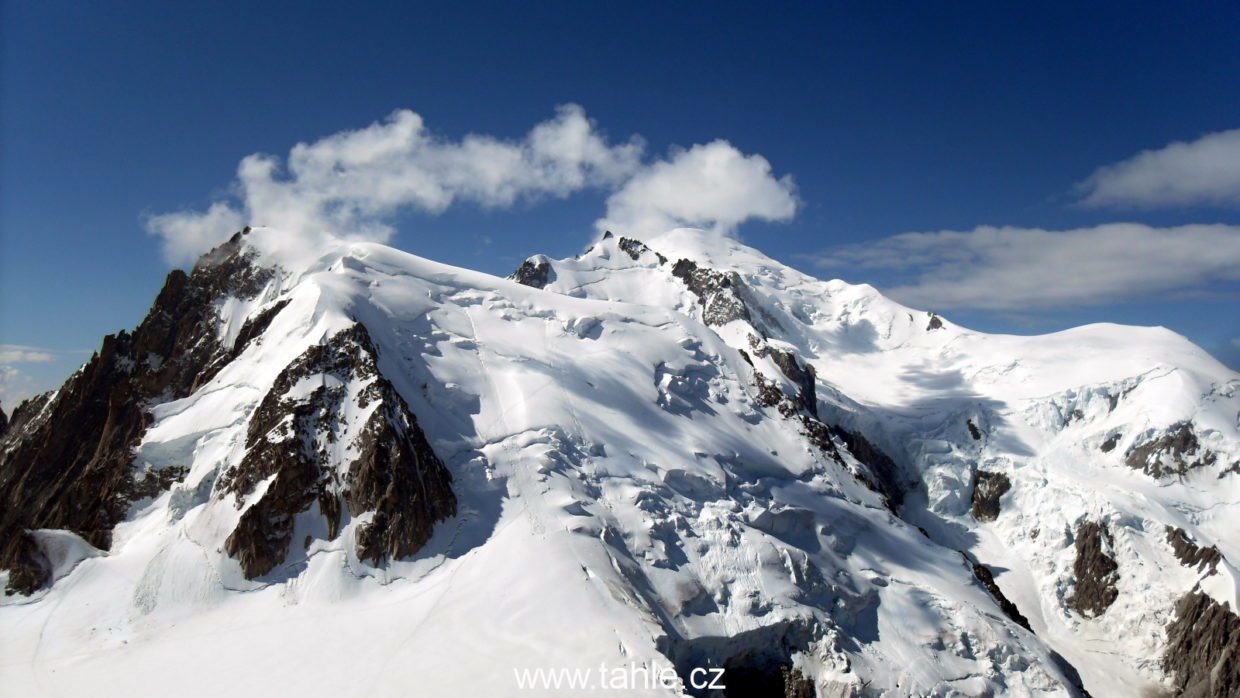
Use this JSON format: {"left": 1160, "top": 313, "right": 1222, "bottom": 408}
{"left": 1075, "top": 128, "right": 1240, "bottom": 209}
{"left": 146, "top": 105, "right": 796, "bottom": 266}
{"left": 596, "top": 140, "right": 798, "bottom": 239}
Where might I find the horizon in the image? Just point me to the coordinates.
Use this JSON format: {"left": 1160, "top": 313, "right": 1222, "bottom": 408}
{"left": 3, "top": 1, "right": 1239, "bottom": 407}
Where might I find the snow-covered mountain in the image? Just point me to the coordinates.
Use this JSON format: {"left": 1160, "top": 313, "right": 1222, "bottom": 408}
{"left": 2, "top": 227, "right": 1237, "bottom": 697}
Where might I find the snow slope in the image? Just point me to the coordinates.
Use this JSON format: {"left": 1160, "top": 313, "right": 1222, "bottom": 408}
{"left": 534, "top": 228, "right": 1240, "bottom": 696}
{"left": 2, "top": 227, "right": 1237, "bottom": 697}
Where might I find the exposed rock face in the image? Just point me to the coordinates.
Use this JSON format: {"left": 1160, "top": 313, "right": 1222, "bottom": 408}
{"left": 1067, "top": 521, "right": 1120, "bottom": 618}
{"left": 1165, "top": 526, "right": 1222, "bottom": 575}
{"left": 971, "top": 561, "right": 1031, "bottom": 631}
{"left": 510, "top": 255, "right": 553, "bottom": 289}
{"left": 767, "top": 347, "right": 818, "bottom": 417}
{"left": 0, "top": 405, "right": 8, "bottom": 436}
{"left": 971, "top": 470, "right": 1012, "bottom": 522}
{"left": 829, "top": 425, "right": 906, "bottom": 510}
{"left": 671, "top": 258, "right": 752, "bottom": 327}
{"left": 926, "top": 313, "right": 944, "bottom": 330}
{"left": 782, "top": 668, "right": 815, "bottom": 698}
{"left": 618, "top": 236, "right": 668, "bottom": 264}
{"left": 0, "top": 393, "right": 51, "bottom": 445}
{"left": 1100, "top": 433, "right": 1120, "bottom": 453}
{"left": 228, "top": 299, "right": 291, "bottom": 358}
{"left": 749, "top": 337, "right": 819, "bottom": 415}
{"left": 750, "top": 361, "right": 905, "bottom": 511}
{"left": 220, "top": 324, "right": 455, "bottom": 578}
{"left": 0, "top": 231, "right": 273, "bottom": 595}
{"left": 1163, "top": 590, "right": 1240, "bottom": 698}
{"left": 966, "top": 419, "right": 982, "bottom": 441}
{"left": 1126, "top": 422, "right": 1217, "bottom": 478}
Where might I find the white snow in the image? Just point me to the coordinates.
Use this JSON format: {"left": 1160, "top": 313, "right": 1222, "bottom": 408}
{"left": 2, "top": 226, "right": 1236, "bottom": 697}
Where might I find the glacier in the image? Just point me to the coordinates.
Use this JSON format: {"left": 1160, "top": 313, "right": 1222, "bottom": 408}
{"left": 1, "top": 226, "right": 1237, "bottom": 697}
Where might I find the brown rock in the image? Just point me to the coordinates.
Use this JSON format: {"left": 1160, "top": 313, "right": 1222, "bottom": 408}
{"left": 1165, "top": 526, "right": 1223, "bottom": 575}
{"left": 0, "top": 232, "right": 272, "bottom": 594}
{"left": 1163, "top": 590, "right": 1240, "bottom": 697}
{"left": 1066, "top": 521, "right": 1119, "bottom": 618}
{"left": 971, "top": 560, "right": 1031, "bottom": 630}
{"left": 970, "top": 470, "right": 1011, "bottom": 522}
{"left": 219, "top": 324, "right": 454, "bottom": 578}
{"left": 1126, "top": 422, "right": 1217, "bottom": 478}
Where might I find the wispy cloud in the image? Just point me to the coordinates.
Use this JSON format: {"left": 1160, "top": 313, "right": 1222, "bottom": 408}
{"left": 1075, "top": 129, "right": 1240, "bottom": 208}
{"left": 0, "top": 344, "right": 58, "bottom": 363}
{"left": 804, "top": 223, "right": 1240, "bottom": 311}
{"left": 147, "top": 105, "right": 797, "bottom": 266}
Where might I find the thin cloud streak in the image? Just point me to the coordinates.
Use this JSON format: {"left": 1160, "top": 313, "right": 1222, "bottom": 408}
{"left": 0, "top": 347, "right": 55, "bottom": 363}
{"left": 806, "top": 223, "right": 1240, "bottom": 311}
{"left": 1075, "top": 129, "right": 1240, "bottom": 209}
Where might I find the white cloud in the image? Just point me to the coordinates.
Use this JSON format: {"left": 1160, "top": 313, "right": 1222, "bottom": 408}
{"left": 1075, "top": 129, "right": 1240, "bottom": 208}
{"left": 146, "top": 203, "right": 246, "bottom": 271}
{"left": 146, "top": 106, "right": 800, "bottom": 266}
{"left": 0, "top": 344, "right": 57, "bottom": 363}
{"left": 147, "top": 104, "right": 645, "bottom": 266}
{"left": 595, "top": 140, "right": 798, "bottom": 239}
{"left": 807, "top": 223, "right": 1240, "bottom": 311}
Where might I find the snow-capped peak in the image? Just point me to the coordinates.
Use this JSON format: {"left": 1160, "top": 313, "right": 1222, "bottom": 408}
{"left": 2, "top": 227, "right": 1237, "bottom": 697}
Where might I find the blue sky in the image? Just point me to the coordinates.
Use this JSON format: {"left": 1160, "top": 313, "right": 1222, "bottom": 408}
{"left": 2, "top": 1, "right": 1239, "bottom": 406}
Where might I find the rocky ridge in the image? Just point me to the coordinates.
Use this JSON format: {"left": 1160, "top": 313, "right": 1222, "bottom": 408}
{"left": 0, "top": 231, "right": 273, "bottom": 593}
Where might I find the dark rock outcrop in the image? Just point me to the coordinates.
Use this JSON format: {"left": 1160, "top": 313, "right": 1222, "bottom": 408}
{"left": 1163, "top": 590, "right": 1240, "bottom": 698}
{"left": 970, "top": 470, "right": 1011, "bottom": 522}
{"left": 971, "top": 560, "right": 1031, "bottom": 631}
{"left": 1165, "top": 526, "right": 1222, "bottom": 575}
{"left": 229, "top": 299, "right": 291, "bottom": 358}
{"left": 220, "top": 324, "right": 454, "bottom": 578}
{"left": 966, "top": 419, "right": 982, "bottom": 441}
{"left": 510, "top": 256, "right": 553, "bottom": 289}
{"left": 926, "top": 313, "right": 944, "bottom": 330}
{"left": 618, "top": 236, "right": 667, "bottom": 264}
{"left": 0, "top": 231, "right": 273, "bottom": 595}
{"left": 750, "top": 364, "right": 905, "bottom": 512}
{"left": 829, "top": 425, "right": 906, "bottom": 510}
{"left": 1100, "top": 433, "right": 1120, "bottom": 453}
{"left": 1126, "top": 422, "right": 1217, "bottom": 478}
{"left": 767, "top": 348, "right": 818, "bottom": 418}
{"left": 0, "top": 404, "right": 8, "bottom": 437}
{"left": 1066, "top": 521, "right": 1119, "bottom": 618}
{"left": 0, "top": 393, "right": 51, "bottom": 445}
{"left": 782, "top": 668, "right": 815, "bottom": 698}
{"left": 672, "top": 258, "right": 752, "bottom": 327}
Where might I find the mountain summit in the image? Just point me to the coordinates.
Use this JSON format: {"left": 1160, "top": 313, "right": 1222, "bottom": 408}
{"left": 2, "top": 227, "right": 1237, "bottom": 696}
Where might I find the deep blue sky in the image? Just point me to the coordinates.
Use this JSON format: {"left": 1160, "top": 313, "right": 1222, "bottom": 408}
{"left": 2, "top": 1, "right": 1239, "bottom": 404}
